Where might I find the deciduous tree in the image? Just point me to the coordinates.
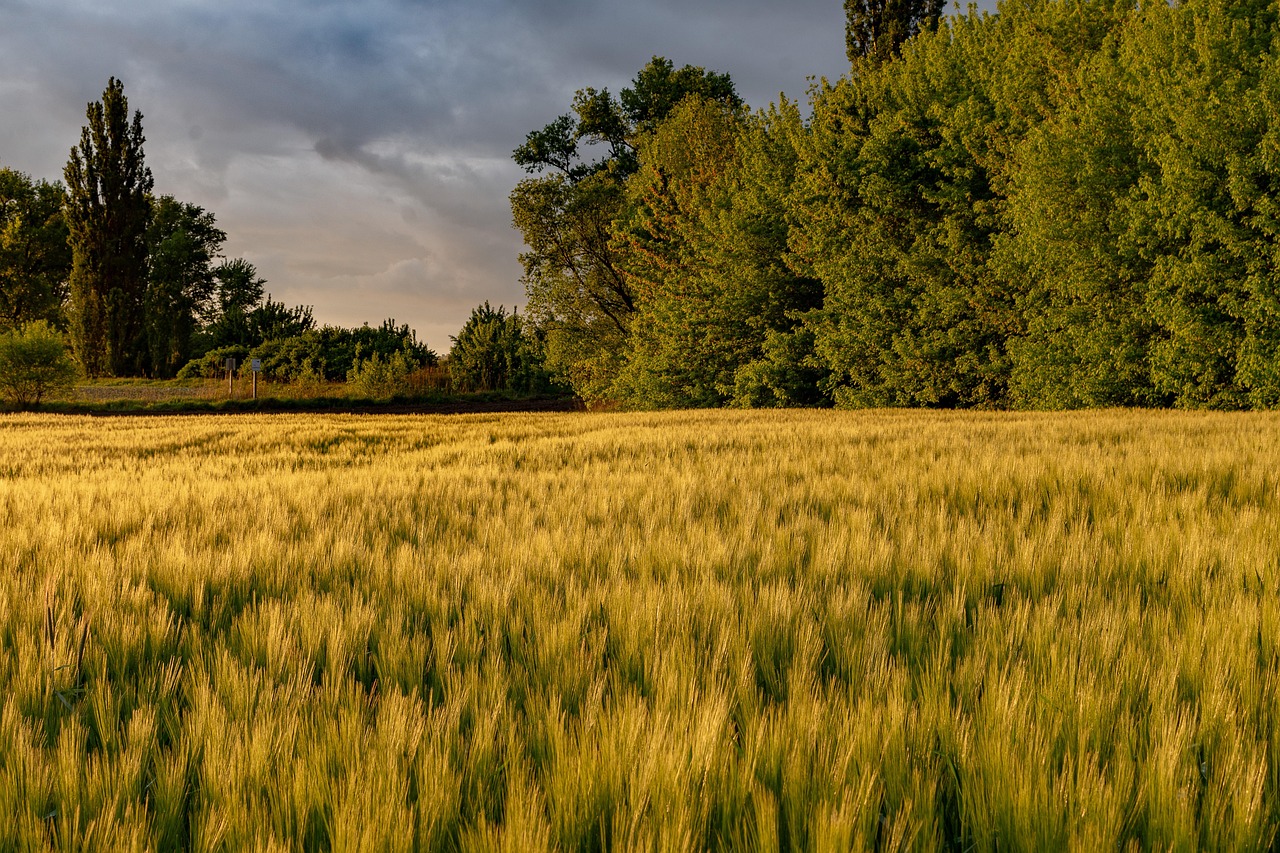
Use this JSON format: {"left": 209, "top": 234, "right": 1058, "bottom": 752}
{"left": 511, "top": 57, "right": 741, "bottom": 402}
{"left": 145, "top": 196, "right": 225, "bottom": 377}
{"left": 448, "top": 302, "right": 552, "bottom": 393}
{"left": 845, "top": 0, "right": 945, "bottom": 63}
{"left": 0, "top": 169, "right": 70, "bottom": 332}
{"left": 0, "top": 321, "right": 77, "bottom": 406}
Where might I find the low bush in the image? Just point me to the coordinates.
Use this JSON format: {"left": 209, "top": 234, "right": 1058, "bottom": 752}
{"left": 176, "top": 345, "right": 250, "bottom": 379}
{"left": 0, "top": 321, "right": 78, "bottom": 405}
{"left": 449, "top": 303, "right": 559, "bottom": 393}
{"left": 347, "top": 349, "right": 415, "bottom": 398}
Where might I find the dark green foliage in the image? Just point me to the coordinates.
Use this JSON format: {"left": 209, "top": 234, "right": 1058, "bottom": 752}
{"left": 145, "top": 197, "right": 226, "bottom": 377}
{"left": 732, "top": 327, "right": 829, "bottom": 408}
{"left": 511, "top": 57, "right": 743, "bottom": 403}
{"left": 616, "top": 96, "right": 825, "bottom": 408}
{"left": 12, "top": 82, "right": 307, "bottom": 380}
{"left": 0, "top": 321, "right": 78, "bottom": 405}
{"left": 64, "top": 78, "right": 154, "bottom": 377}
{"left": 213, "top": 257, "right": 264, "bottom": 316}
{"left": 610, "top": 97, "right": 747, "bottom": 407}
{"left": 175, "top": 344, "right": 249, "bottom": 379}
{"left": 793, "top": 2, "right": 1090, "bottom": 408}
{"left": 612, "top": 97, "right": 823, "bottom": 408}
{"left": 822, "top": 0, "right": 1280, "bottom": 411}
{"left": 0, "top": 169, "right": 70, "bottom": 332}
{"left": 989, "top": 0, "right": 1280, "bottom": 409}
{"left": 347, "top": 349, "right": 416, "bottom": 398}
{"left": 513, "top": 56, "right": 743, "bottom": 181}
{"left": 320, "top": 320, "right": 435, "bottom": 380}
{"left": 511, "top": 171, "right": 633, "bottom": 402}
{"left": 448, "top": 302, "right": 556, "bottom": 394}
{"left": 509, "top": 0, "right": 1280, "bottom": 411}
{"left": 249, "top": 297, "right": 316, "bottom": 347}
{"left": 237, "top": 321, "right": 436, "bottom": 383}
{"left": 621, "top": 57, "right": 741, "bottom": 139}
{"left": 845, "top": 0, "right": 945, "bottom": 63}
{"left": 188, "top": 258, "right": 315, "bottom": 358}
{"left": 244, "top": 334, "right": 325, "bottom": 383}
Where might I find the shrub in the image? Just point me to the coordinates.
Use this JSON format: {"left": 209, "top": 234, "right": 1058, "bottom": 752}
{"left": 0, "top": 321, "right": 78, "bottom": 405}
{"left": 227, "top": 324, "right": 437, "bottom": 384}
{"left": 449, "top": 303, "right": 557, "bottom": 393}
{"left": 176, "top": 345, "right": 250, "bottom": 379}
{"left": 347, "top": 349, "right": 414, "bottom": 398}
{"left": 249, "top": 334, "right": 325, "bottom": 382}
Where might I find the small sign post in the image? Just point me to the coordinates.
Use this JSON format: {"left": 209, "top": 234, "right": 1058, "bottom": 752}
{"left": 225, "top": 357, "right": 237, "bottom": 397}
{"left": 251, "top": 359, "right": 262, "bottom": 399}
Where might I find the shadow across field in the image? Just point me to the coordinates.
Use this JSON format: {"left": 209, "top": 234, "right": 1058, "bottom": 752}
{"left": 3, "top": 394, "right": 584, "bottom": 417}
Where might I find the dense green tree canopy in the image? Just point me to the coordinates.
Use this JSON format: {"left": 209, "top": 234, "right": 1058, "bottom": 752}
{"left": 506, "top": 0, "right": 1280, "bottom": 412}
{"left": 511, "top": 57, "right": 744, "bottom": 403}
{"left": 448, "top": 302, "right": 555, "bottom": 394}
{"left": 228, "top": 320, "right": 433, "bottom": 384}
{"left": 64, "top": 77, "right": 153, "bottom": 377}
{"left": 19, "top": 1, "right": 1280, "bottom": 408}
{"left": 845, "top": 0, "right": 945, "bottom": 63}
{"left": 612, "top": 96, "right": 823, "bottom": 407}
{"left": 8, "top": 82, "right": 312, "bottom": 379}
{"left": 145, "top": 197, "right": 226, "bottom": 377}
{"left": 0, "top": 169, "right": 70, "bottom": 333}
{"left": 513, "top": 56, "right": 742, "bottom": 181}
{"left": 11, "top": 79, "right": 442, "bottom": 385}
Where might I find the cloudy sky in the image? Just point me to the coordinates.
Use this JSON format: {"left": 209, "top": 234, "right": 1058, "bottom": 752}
{"left": 0, "top": 0, "right": 862, "bottom": 351}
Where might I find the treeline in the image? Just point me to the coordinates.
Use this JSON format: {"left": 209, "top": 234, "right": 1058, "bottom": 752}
{"left": 0, "top": 79, "right": 437, "bottom": 382}
{"left": 514, "top": 0, "right": 1280, "bottom": 410}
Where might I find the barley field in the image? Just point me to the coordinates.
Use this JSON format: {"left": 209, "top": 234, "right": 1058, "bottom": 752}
{"left": 0, "top": 409, "right": 1278, "bottom": 851}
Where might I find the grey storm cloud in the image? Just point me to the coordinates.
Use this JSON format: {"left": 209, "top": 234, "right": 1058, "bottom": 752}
{"left": 0, "top": 0, "right": 853, "bottom": 350}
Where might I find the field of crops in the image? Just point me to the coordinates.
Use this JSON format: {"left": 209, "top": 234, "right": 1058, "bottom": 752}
{"left": 0, "top": 409, "right": 1278, "bottom": 851}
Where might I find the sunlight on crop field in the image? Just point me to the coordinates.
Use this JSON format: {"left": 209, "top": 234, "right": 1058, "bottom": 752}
{"left": 1, "top": 409, "right": 1278, "bottom": 850}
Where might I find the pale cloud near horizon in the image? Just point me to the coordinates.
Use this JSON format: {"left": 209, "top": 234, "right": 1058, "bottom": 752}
{"left": 1, "top": 0, "right": 861, "bottom": 351}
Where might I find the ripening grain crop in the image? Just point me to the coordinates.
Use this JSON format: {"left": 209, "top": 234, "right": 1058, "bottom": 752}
{"left": 0, "top": 409, "right": 1278, "bottom": 851}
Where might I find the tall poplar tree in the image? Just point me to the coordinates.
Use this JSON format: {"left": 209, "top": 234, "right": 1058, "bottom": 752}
{"left": 64, "top": 77, "right": 153, "bottom": 376}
